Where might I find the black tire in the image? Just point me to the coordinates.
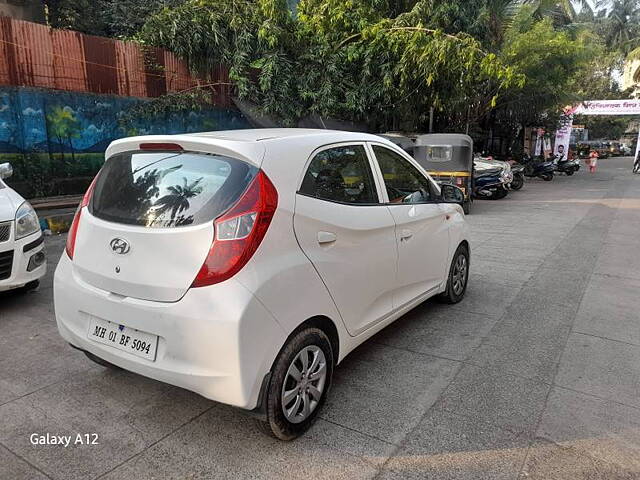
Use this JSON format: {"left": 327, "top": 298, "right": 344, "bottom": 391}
{"left": 510, "top": 175, "right": 524, "bottom": 191}
{"left": 258, "top": 327, "right": 334, "bottom": 440}
{"left": 541, "top": 173, "right": 553, "bottom": 181}
{"left": 438, "top": 244, "right": 469, "bottom": 304}
{"left": 84, "top": 351, "right": 121, "bottom": 370}
{"left": 566, "top": 170, "right": 574, "bottom": 176}
{"left": 463, "top": 200, "right": 471, "bottom": 215}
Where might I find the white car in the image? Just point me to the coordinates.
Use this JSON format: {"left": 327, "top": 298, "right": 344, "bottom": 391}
{"left": 0, "top": 163, "right": 46, "bottom": 292}
{"left": 54, "top": 129, "right": 470, "bottom": 440}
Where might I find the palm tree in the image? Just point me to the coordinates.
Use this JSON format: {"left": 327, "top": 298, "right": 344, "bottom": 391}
{"left": 522, "top": 0, "right": 591, "bottom": 23}
{"left": 597, "top": 0, "right": 640, "bottom": 54}
{"left": 477, "top": 0, "right": 522, "bottom": 49}
{"left": 151, "top": 177, "right": 204, "bottom": 226}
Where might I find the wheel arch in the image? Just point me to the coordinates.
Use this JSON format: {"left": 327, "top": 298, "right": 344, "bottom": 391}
{"left": 250, "top": 314, "right": 340, "bottom": 420}
{"left": 286, "top": 315, "right": 340, "bottom": 365}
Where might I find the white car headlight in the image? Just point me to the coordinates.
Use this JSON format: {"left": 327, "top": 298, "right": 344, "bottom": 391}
{"left": 15, "top": 201, "right": 40, "bottom": 240}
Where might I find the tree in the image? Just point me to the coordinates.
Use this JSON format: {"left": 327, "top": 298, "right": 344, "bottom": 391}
{"left": 596, "top": 0, "right": 640, "bottom": 55}
{"left": 45, "top": 0, "right": 186, "bottom": 38}
{"left": 46, "top": 106, "right": 81, "bottom": 162}
{"left": 139, "top": 0, "right": 523, "bottom": 132}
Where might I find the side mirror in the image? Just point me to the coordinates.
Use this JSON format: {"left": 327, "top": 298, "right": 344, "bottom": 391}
{"left": 0, "top": 163, "right": 13, "bottom": 179}
{"left": 440, "top": 184, "right": 464, "bottom": 206}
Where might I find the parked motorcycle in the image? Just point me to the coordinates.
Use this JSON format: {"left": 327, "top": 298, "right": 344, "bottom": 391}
{"left": 510, "top": 163, "right": 525, "bottom": 190}
{"left": 518, "top": 154, "right": 555, "bottom": 181}
{"left": 554, "top": 156, "right": 580, "bottom": 176}
{"left": 473, "top": 165, "right": 509, "bottom": 199}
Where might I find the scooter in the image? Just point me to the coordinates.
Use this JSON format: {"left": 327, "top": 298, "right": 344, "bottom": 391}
{"left": 518, "top": 154, "right": 555, "bottom": 181}
{"left": 553, "top": 155, "right": 580, "bottom": 176}
{"left": 510, "top": 163, "right": 525, "bottom": 190}
{"left": 473, "top": 167, "right": 509, "bottom": 199}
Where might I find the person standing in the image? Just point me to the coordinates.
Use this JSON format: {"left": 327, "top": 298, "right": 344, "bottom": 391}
{"left": 587, "top": 149, "right": 599, "bottom": 173}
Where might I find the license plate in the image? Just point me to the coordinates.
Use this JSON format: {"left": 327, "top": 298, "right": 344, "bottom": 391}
{"left": 87, "top": 317, "right": 158, "bottom": 361}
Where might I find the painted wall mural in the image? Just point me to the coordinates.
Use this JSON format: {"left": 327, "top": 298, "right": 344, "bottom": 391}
{"left": 0, "top": 86, "right": 251, "bottom": 198}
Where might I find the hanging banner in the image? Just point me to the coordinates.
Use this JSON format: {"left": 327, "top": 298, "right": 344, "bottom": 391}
{"left": 573, "top": 100, "right": 640, "bottom": 116}
{"left": 534, "top": 130, "right": 543, "bottom": 156}
{"left": 553, "top": 110, "right": 574, "bottom": 162}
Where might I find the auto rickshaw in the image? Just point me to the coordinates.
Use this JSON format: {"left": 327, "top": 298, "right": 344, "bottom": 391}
{"left": 377, "top": 133, "right": 415, "bottom": 154}
{"left": 413, "top": 134, "right": 473, "bottom": 214}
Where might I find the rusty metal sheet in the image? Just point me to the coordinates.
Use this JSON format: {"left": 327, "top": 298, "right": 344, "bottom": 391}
{"left": 82, "top": 34, "right": 118, "bottom": 95}
{"left": 51, "top": 28, "right": 87, "bottom": 92}
{"left": 115, "top": 41, "right": 146, "bottom": 97}
{"left": 0, "top": 16, "right": 231, "bottom": 106}
{"left": 0, "top": 16, "right": 18, "bottom": 85}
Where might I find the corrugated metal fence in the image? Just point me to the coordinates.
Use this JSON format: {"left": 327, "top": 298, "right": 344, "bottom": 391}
{"left": 0, "top": 16, "right": 232, "bottom": 106}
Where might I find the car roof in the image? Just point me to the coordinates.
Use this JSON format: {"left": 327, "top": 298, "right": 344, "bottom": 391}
{"left": 105, "top": 129, "right": 395, "bottom": 167}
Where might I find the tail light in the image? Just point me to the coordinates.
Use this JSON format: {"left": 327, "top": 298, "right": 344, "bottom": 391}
{"left": 192, "top": 171, "right": 278, "bottom": 287}
{"left": 65, "top": 177, "right": 97, "bottom": 260}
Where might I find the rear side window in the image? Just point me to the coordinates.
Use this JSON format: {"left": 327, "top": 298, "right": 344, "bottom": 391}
{"left": 299, "top": 145, "right": 378, "bottom": 204}
{"left": 90, "top": 151, "right": 257, "bottom": 228}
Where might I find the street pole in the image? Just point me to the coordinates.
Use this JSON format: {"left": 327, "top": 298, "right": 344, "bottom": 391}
{"left": 429, "top": 107, "right": 434, "bottom": 133}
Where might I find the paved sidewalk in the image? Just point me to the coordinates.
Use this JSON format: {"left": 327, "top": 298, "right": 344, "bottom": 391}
{"left": 1, "top": 157, "right": 639, "bottom": 479}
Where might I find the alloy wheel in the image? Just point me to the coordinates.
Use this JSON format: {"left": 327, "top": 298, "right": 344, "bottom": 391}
{"left": 281, "top": 345, "right": 327, "bottom": 424}
{"left": 452, "top": 254, "right": 468, "bottom": 296}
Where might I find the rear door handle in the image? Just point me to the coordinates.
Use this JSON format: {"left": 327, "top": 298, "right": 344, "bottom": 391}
{"left": 317, "top": 231, "right": 337, "bottom": 244}
{"left": 400, "top": 229, "right": 413, "bottom": 241}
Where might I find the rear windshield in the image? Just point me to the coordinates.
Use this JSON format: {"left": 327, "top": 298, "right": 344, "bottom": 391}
{"left": 424, "top": 146, "right": 453, "bottom": 163}
{"left": 90, "top": 151, "right": 257, "bottom": 228}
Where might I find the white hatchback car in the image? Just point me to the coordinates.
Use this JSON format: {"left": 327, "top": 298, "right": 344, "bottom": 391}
{"left": 0, "top": 163, "right": 46, "bottom": 292}
{"left": 54, "top": 129, "right": 470, "bottom": 439}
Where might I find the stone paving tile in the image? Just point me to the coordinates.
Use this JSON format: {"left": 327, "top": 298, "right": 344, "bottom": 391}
{"left": 528, "top": 387, "right": 640, "bottom": 475}
{"left": 573, "top": 274, "right": 640, "bottom": 346}
{"left": 555, "top": 333, "right": 640, "bottom": 409}
{"left": 378, "top": 409, "right": 531, "bottom": 480}
{"left": 101, "top": 406, "right": 385, "bottom": 480}
{"left": 20, "top": 367, "right": 214, "bottom": 441}
{"left": 434, "top": 365, "right": 550, "bottom": 435}
{"left": 321, "top": 342, "right": 461, "bottom": 444}
{"left": 593, "top": 242, "right": 640, "bottom": 281}
{"left": 373, "top": 300, "right": 498, "bottom": 361}
{"left": 0, "top": 336, "right": 95, "bottom": 396}
{"left": 469, "top": 329, "right": 568, "bottom": 384}
{"left": 515, "top": 267, "right": 591, "bottom": 310}
{"left": 449, "top": 280, "right": 521, "bottom": 317}
{"left": 0, "top": 444, "right": 49, "bottom": 480}
{"left": 0, "top": 397, "right": 150, "bottom": 480}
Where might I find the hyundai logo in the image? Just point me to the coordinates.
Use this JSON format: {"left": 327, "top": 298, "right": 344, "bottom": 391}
{"left": 110, "top": 238, "right": 131, "bottom": 255}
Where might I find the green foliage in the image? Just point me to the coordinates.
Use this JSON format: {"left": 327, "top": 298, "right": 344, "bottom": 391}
{"left": 494, "top": 10, "right": 595, "bottom": 129}
{"left": 118, "top": 90, "right": 212, "bottom": 130}
{"left": 139, "top": 0, "right": 523, "bottom": 131}
{"left": 45, "top": 0, "right": 186, "bottom": 39}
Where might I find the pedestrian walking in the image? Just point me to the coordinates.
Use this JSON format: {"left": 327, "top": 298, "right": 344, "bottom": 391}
{"left": 587, "top": 150, "right": 598, "bottom": 173}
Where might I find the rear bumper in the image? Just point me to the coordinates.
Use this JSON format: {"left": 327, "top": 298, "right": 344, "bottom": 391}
{"left": 54, "top": 254, "right": 286, "bottom": 409}
{"left": 0, "top": 231, "right": 46, "bottom": 291}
